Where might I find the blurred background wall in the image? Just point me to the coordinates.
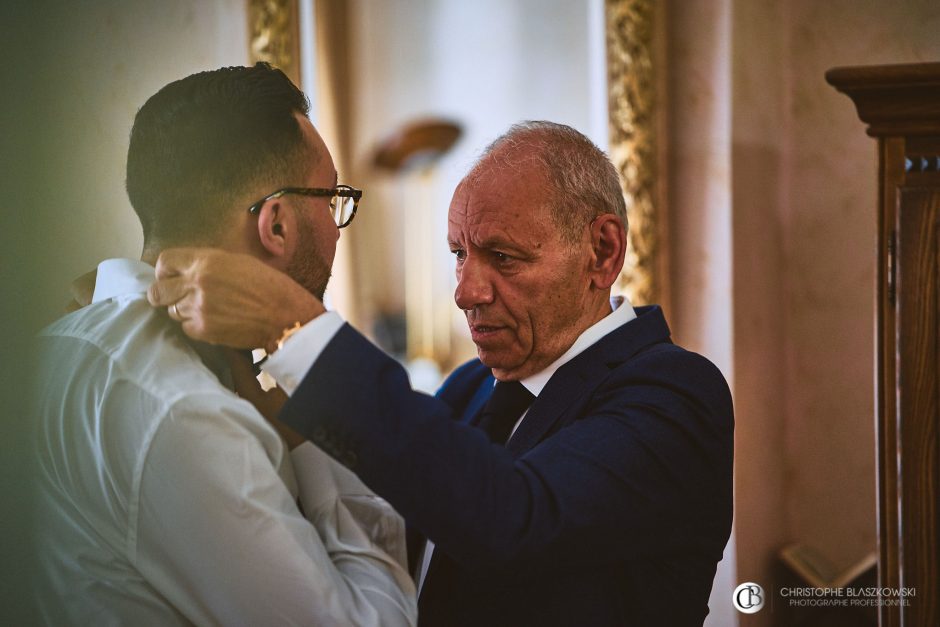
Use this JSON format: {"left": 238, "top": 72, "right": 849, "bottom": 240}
{"left": 4, "top": 1, "right": 940, "bottom": 625}
{"left": 715, "top": 3, "right": 939, "bottom": 625}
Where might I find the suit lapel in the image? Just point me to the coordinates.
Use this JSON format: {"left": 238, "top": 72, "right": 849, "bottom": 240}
{"left": 506, "top": 305, "right": 672, "bottom": 456}
{"left": 463, "top": 374, "right": 495, "bottom": 425}
{"left": 506, "top": 357, "right": 606, "bottom": 456}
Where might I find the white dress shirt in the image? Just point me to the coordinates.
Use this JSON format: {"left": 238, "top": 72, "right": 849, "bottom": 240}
{"left": 34, "top": 259, "right": 416, "bottom": 626}
{"left": 264, "top": 295, "right": 637, "bottom": 595}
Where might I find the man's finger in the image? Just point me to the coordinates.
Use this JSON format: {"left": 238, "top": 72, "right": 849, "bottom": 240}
{"left": 180, "top": 316, "right": 212, "bottom": 345}
{"left": 167, "top": 301, "right": 184, "bottom": 321}
{"left": 154, "top": 247, "right": 201, "bottom": 280}
{"left": 148, "top": 275, "right": 188, "bottom": 307}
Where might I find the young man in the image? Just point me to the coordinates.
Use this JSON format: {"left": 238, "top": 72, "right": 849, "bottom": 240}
{"left": 33, "top": 63, "right": 415, "bottom": 625}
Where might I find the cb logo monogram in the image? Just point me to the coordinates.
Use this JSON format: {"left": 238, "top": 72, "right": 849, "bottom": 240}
{"left": 732, "top": 582, "right": 765, "bottom": 614}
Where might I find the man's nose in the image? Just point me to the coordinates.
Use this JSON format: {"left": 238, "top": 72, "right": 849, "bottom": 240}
{"left": 454, "top": 257, "right": 494, "bottom": 310}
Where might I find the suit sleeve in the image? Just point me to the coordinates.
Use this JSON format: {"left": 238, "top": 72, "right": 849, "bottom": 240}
{"left": 279, "top": 324, "right": 733, "bottom": 574}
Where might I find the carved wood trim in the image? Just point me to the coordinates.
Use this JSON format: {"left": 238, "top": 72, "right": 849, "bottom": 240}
{"left": 247, "top": 0, "right": 301, "bottom": 87}
{"left": 826, "top": 63, "right": 940, "bottom": 138}
{"left": 605, "top": 0, "right": 665, "bottom": 306}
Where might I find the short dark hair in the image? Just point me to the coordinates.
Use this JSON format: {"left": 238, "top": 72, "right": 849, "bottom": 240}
{"left": 126, "top": 62, "right": 312, "bottom": 246}
{"left": 469, "top": 121, "right": 627, "bottom": 245}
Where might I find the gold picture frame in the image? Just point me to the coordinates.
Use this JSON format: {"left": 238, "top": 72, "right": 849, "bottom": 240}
{"left": 247, "top": 0, "right": 301, "bottom": 86}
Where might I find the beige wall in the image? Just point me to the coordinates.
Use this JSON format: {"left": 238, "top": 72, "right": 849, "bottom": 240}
{"left": 668, "top": 0, "right": 940, "bottom": 624}
{"left": 27, "top": 0, "right": 249, "bottom": 323}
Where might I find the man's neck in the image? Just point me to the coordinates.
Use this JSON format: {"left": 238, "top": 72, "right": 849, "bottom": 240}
{"left": 582, "top": 290, "right": 615, "bottom": 327}
{"left": 516, "top": 292, "right": 636, "bottom": 395}
{"left": 140, "top": 236, "right": 230, "bottom": 266}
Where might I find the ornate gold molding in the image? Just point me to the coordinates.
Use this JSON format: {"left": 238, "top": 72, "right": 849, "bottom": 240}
{"left": 247, "top": 0, "right": 301, "bottom": 86}
{"left": 606, "top": 0, "right": 660, "bottom": 305}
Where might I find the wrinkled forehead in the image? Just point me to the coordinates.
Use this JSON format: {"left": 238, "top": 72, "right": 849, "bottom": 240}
{"left": 453, "top": 147, "right": 552, "bottom": 206}
{"left": 447, "top": 171, "right": 557, "bottom": 244}
{"left": 468, "top": 140, "right": 549, "bottom": 183}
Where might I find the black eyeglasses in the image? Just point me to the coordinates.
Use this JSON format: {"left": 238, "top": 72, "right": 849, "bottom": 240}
{"left": 247, "top": 185, "right": 362, "bottom": 228}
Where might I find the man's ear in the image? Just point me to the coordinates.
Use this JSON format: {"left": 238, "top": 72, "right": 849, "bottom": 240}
{"left": 255, "top": 200, "right": 291, "bottom": 258}
{"left": 588, "top": 214, "right": 627, "bottom": 290}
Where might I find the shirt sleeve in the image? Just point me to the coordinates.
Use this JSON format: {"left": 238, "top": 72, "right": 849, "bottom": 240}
{"left": 290, "top": 441, "right": 409, "bottom": 571}
{"left": 133, "top": 393, "right": 416, "bottom": 626}
{"left": 263, "top": 311, "right": 345, "bottom": 395}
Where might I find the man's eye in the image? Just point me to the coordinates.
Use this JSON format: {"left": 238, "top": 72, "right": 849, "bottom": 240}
{"left": 451, "top": 249, "right": 466, "bottom": 261}
{"left": 493, "top": 252, "right": 513, "bottom": 263}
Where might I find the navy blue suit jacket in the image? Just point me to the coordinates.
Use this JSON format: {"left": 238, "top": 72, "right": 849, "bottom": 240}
{"left": 281, "top": 306, "right": 734, "bottom": 626}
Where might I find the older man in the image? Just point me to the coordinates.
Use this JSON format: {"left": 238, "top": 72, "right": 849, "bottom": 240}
{"left": 151, "top": 121, "right": 734, "bottom": 625}
{"left": 34, "top": 64, "right": 415, "bottom": 625}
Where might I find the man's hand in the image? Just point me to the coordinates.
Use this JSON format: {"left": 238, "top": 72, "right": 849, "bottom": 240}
{"left": 148, "top": 248, "right": 324, "bottom": 353}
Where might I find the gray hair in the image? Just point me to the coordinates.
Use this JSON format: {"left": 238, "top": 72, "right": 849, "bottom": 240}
{"left": 467, "top": 121, "right": 627, "bottom": 244}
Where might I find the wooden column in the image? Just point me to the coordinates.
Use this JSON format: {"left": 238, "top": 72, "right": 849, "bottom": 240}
{"left": 827, "top": 63, "right": 940, "bottom": 627}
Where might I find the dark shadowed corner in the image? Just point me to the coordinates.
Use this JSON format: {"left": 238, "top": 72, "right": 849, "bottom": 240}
{"left": 0, "top": 1, "right": 65, "bottom": 623}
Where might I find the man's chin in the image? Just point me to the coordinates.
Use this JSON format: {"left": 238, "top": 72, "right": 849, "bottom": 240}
{"left": 480, "top": 349, "right": 551, "bottom": 381}
{"left": 477, "top": 351, "right": 520, "bottom": 381}
{"left": 488, "top": 367, "right": 524, "bottom": 382}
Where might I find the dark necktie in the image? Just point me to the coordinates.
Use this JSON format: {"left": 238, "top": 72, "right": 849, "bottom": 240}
{"left": 476, "top": 380, "right": 536, "bottom": 445}
{"left": 418, "top": 381, "right": 536, "bottom": 624}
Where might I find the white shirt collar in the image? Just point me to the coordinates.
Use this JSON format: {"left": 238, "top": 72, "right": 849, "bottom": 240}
{"left": 92, "top": 259, "right": 155, "bottom": 303}
{"left": 521, "top": 295, "right": 637, "bottom": 396}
